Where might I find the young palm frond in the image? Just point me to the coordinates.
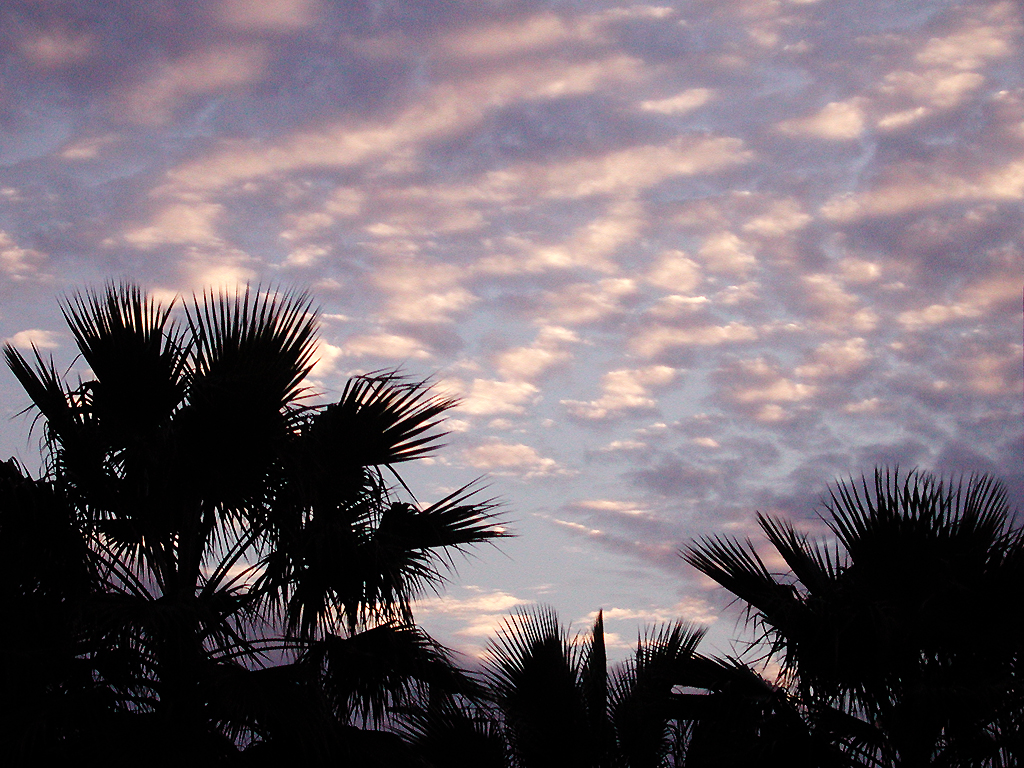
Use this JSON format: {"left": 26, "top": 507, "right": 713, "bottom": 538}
{"left": 484, "top": 604, "right": 592, "bottom": 768}
{"left": 609, "top": 621, "right": 706, "bottom": 768}
{"left": 581, "top": 609, "right": 609, "bottom": 758}
{"left": 186, "top": 284, "right": 318, "bottom": 407}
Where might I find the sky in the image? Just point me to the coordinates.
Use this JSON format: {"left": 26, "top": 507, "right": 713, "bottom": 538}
{"left": 1, "top": 0, "right": 1022, "bottom": 662}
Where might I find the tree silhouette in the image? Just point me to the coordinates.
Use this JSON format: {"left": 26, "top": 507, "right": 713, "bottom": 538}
{"left": 482, "top": 604, "right": 714, "bottom": 768}
{"left": 684, "top": 468, "right": 1024, "bottom": 767}
{"left": 0, "top": 283, "right": 506, "bottom": 764}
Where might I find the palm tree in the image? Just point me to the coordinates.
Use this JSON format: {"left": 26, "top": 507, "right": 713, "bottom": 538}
{"left": 482, "top": 604, "right": 709, "bottom": 767}
{"left": 0, "top": 283, "right": 506, "bottom": 763}
{"left": 683, "top": 468, "right": 1024, "bottom": 767}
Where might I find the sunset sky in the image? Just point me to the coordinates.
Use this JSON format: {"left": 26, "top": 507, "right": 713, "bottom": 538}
{"left": 1, "top": 0, "right": 1022, "bottom": 660}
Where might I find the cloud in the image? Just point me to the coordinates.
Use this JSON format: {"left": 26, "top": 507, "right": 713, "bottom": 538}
{"left": 563, "top": 365, "right": 676, "bottom": 419}
{"left": 415, "top": 589, "right": 527, "bottom": 617}
{"left": 794, "top": 337, "right": 871, "bottom": 379}
{"left": 482, "top": 137, "right": 752, "bottom": 201}
{"left": 462, "top": 440, "right": 561, "bottom": 476}
{"left": 217, "top": 0, "right": 322, "bottom": 32}
{"left": 436, "top": 5, "right": 676, "bottom": 62}
{"left": 696, "top": 232, "right": 756, "bottom": 276}
{"left": 19, "top": 27, "right": 94, "bottom": 69}
{"left": 639, "top": 88, "right": 713, "bottom": 114}
{"left": 599, "top": 439, "right": 649, "bottom": 453}
{"left": 572, "top": 499, "right": 651, "bottom": 516}
{"left": 414, "top": 587, "right": 530, "bottom": 654}
{"left": 450, "top": 379, "right": 541, "bottom": 416}
{"left": 494, "top": 326, "right": 579, "bottom": 381}
{"left": 5, "top": 329, "right": 60, "bottom": 350}
{"left": 914, "top": 20, "right": 1015, "bottom": 70}
{"left": 118, "top": 45, "right": 269, "bottom": 124}
{"left": 951, "top": 345, "right": 1023, "bottom": 396}
{"left": 878, "top": 70, "right": 985, "bottom": 113}
{"left": 799, "top": 274, "right": 878, "bottom": 332}
{"left": 843, "top": 397, "right": 886, "bottom": 414}
{"left": 342, "top": 333, "right": 431, "bottom": 359}
{"left": 477, "top": 199, "right": 646, "bottom": 275}
{"left": 123, "top": 203, "right": 225, "bottom": 248}
{"left": 437, "top": 13, "right": 584, "bottom": 60}
{"left": 646, "top": 250, "right": 702, "bottom": 293}
{"left": 370, "top": 258, "right": 478, "bottom": 324}
{"left": 897, "top": 272, "right": 1022, "bottom": 330}
{"left": 542, "top": 278, "right": 637, "bottom": 325}
{"left": 716, "top": 357, "right": 818, "bottom": 422}
{"left": 309, "top": 341, "right": 343, "bottom": 377}
{"left": 0, "top": 231, "right": 46, "bottom": 280}
{"left": 547, "top": 511, "right": 687, "bottom": 571}
{"left": 581, "top": 597, "right": 718, "bottom": 627}
{"left": 158, "top": 55, "right": 646, "bottom": 194}
{"left": 734, "top": 377, "right": 816, "bottom": 404}
{"left": 778, "top": 99, "right": 867, "bottom": 141}
{"left": 820, "top": 157, "right": 1024, "bottom": 222}
{"left": 61, "top": 134, "right": 119, "bottom": 161}
{"left": 630, "top": 322, "right": 758, "bottom": 357}
{"left": 742, "top": 199, "right": 812, "bottom": 237}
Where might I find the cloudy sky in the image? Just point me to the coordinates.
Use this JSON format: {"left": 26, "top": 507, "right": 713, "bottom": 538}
{"left": 1, "top": 0, "right": 1022, "bottom": 660}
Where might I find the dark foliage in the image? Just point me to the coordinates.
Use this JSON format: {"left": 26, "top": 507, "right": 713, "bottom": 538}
{"left": 0, "top": 283, "right": 507, "bottom": 764}
{"left": 684, "top": 468, "right": 1024, "bottom": 767}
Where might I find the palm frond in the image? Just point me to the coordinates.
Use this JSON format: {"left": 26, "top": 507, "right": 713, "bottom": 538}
{"left": 185, "top": 284, "right": 318, "bottom": 410}
{"left": 373, "top": 483, "right": 506, "bottom": 577}
{"left": 610, "top": 620, "right": 707, "bottom": 768}
{"left": 307, "top": 622, "right": 477, "bottom": 728}
{"left": 581, "top": 610, "right": 609, "bottom": 743}
{"left": 176, "top": 285, "right": 318, "bottom": 517}
{"left": 396, "top": 694, "right": 507, "bottom": 768}
{"left": 483, "top": 604, "right": 590, "bottom": 767}
{"left": 61, "top": 282, "right": 187, "bottom": 434}
{"left": 683, "top": 533, "right": 801, "bottom": 640}
{"left": 307, "top": 372, "right": 459, "bottom": 472}
{"left": 4, "top": 343, "right": 80, "bottom": 463}
{"left": 758, "top": 513, "right": 844, "bottom": 596}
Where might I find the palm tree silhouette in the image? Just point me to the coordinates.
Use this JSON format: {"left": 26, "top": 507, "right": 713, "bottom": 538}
{"left": 1, "top": 283, "right": 505, "bottom": 763}
{"left": 683, "top": 468, "right": 1023, "bottom": 767}
{"left": 482, "top": 604, "right": 711, "bottom": 767}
